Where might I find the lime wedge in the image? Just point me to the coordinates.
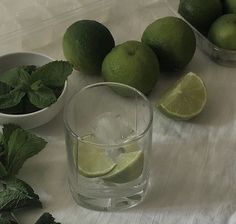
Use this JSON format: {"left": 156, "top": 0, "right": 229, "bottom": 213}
{"left": 78, "top": 143, "right": 116, "bottom": 178}
{"left": 103, "top": 150, "right": 144, "bottom": 183}
{"left": 157, "top": 72, "right": 207, "bottom": 120}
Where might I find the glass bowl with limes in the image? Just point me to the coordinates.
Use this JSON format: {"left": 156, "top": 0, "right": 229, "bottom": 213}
{"left": 165, "top": 0, "right": 236, "bottom": 67}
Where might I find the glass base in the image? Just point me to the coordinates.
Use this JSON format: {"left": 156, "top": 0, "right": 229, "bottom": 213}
{"left": 69, "top": 182, "right": 148, "bottom": 211}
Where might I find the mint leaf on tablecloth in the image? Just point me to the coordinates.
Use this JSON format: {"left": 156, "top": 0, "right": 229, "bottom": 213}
{"left": 31, "top": 61, "right": 73, "bottom": 87}
{"left": 2, "top": 124, "right": 20, "bottom": 149}
{"left": 0, "top": 177, "right": 42, "bottom": 211}
{"left": 5, "top": 128, "right": 47, "bottom": 175}
{"left": 0, "top": 90, "right": 25, "bottom": 109}
{"left": 28, "top": 80, "right": 57, "bottom": 109}
{"left": 35, "top": 213, "right": 61, "bottom": 224}
{"left": 0, "top": 68, "right": 31, "bottom": 89}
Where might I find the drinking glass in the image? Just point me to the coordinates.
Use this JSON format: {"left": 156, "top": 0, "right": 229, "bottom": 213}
{"left": 64, "top": 82, "right": 153, "bottom": 211}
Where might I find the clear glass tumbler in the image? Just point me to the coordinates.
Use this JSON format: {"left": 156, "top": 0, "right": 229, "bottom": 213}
{"left": 64, "top": 82, "right": 153, "bottom": 211}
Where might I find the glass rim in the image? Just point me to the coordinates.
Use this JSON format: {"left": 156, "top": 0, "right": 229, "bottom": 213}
{"left": 64, "top": 82, "right": 153, "bottom": 147}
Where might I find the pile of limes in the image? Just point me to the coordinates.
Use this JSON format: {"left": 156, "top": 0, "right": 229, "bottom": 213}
{"left": 63, "top": 17, "right": 206, "bottom": 121}
{"left": 178, "top": 0, "right": 236, "bottom": 50}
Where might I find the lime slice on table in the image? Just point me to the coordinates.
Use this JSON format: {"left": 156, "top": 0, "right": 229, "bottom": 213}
{"left": 157, "top": 72, "right": 207, "bottom": 120}
{"left": 78, "top": 143, "right": 116, "bottom": 178}
{"left": 103, "top": 148, "right": 144, "bottom": 184}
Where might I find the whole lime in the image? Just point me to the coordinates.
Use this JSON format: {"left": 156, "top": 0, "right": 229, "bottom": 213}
{"left": 63, "top": 20, "right": 115, "bottom": 75}
{"left": 208, "top": 14, "right": 236, "bottom": 50}
{"left": 178, "top": 0, "right": 222, "bottom": 34}
{"left": 223, "top": 0, "right": 236, "bottom": 13}
{"left": 102, "top": 41, "right": 159, "bottom": 95}
{"left": 141, "top": 16, "right": 196, "bottom": 72}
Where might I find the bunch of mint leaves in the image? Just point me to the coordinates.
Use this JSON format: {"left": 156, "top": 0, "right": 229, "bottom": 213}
{"left": 0, "top": 124, "right": 61, "bottom": 224}
{"left": 0, "top": 61, "right": 73, "bottom": 115}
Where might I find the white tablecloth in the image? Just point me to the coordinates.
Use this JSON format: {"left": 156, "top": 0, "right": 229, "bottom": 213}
{"left": 1, "top": 0, "right": 236, "bottom": 223}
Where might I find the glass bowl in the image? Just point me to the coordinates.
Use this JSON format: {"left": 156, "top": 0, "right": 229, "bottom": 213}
{"left": 164, "top": 0, "right": 236, "bottom": 67}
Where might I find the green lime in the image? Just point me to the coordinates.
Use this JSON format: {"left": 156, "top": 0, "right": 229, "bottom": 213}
{"left": 223, "top": 0, "right": 236, "bottom": 13}
{"left": 178, "top": 0, "right": 222, "bottom": 34}
{"left": 77, "top": 143, "right": 116, "bottom": 178}
{"left": 63, "top": 20, "right": 115, "bottom": 75}
{"left": 157, "top": 72, "right": 207, "bottom": 120}
{"left": 141, "top": 16, "right": 196, "bottom": 72}
{"left": 208, "top": 14, "right": 236, "bottom": 50}
{"left": 103, "top": 150, "right": 144, "bottom": 183}
{"left": 102, "top": 40, "right": 159, "bottom": 95}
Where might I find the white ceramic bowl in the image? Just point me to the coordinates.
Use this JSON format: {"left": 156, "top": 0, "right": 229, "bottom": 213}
{"left": 0, "top": 52, "right": 67, "bottom": 129}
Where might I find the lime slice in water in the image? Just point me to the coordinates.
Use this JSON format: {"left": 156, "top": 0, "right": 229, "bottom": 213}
{"left": 157, "top": 72, "right": 207, "bottom": 120}
{"left": 103, "top": 150, "right": 144, "bottom": 183}
{"left": 78, "top": 143, "right": 116, "bottom": 178}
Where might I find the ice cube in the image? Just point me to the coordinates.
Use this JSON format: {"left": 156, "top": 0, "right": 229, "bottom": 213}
{"left": 91, "top": 112, "right": 135, "bottom": 145}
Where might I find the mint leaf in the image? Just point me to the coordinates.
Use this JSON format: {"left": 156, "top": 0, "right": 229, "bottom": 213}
{"left": 35, "top": 213, "right": 61, "bottom": 224}
{"left": 21, "top": 65, "right": 37, "bottom": 75}
{"left": 0, "top": 68, "right": 31, "bottom": 88}
{"left": 0, "top": 177, "right": 41, "bottom": 211}
{"left": 2, "top": 124, "right": 20, "bottom": 148}
{"left": 6, "top": 128, "right": 47, "bottom": 175}
{"left": 0, "top": 82, "right": 11, "bottom": 95}
{"left": 0, "top": 217, "right": 11, "bottom": 224}
{"left": 31, "top": 61, "right": 73, "bottom": 87}
{"left": 28, "top": 81, "right": 57, "bottom": 109}
{"left": 0, "top": 124, "right": 20, "bottom": 168}
{"left": 0, "top": 212, "right": 18, "bottom": 224}
{"left": 30, "top": 80, "right": 51, "bottom": 92}
{"left": 0, "top": 163, "right": 7, "bottom": 178}
{"left": 0, "top": 90, "right": 25, "bottom": 109}
{"left": 0, "top": 133, "right": 3, "bottom": 144}
{"left": 21, "top": 97, "right": 38, "bottom": 114}
{"left": 0, "top": 142, "right": 4, "bottom": 166}
{"left": 0, "top": 99, "right": 25, "bottom": 115}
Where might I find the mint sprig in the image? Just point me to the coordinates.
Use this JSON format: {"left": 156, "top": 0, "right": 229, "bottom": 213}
{"left": 0, "top": 124, "right": 46, "bottom": 212}
{"left": 0, "top": 61, "right": 73, "bottom": 113}
{"left": 0, "top": 124, "right": 63, "bottom": 223}
{"left": 0, "top": 124, "right": 47, "bottom": 175}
